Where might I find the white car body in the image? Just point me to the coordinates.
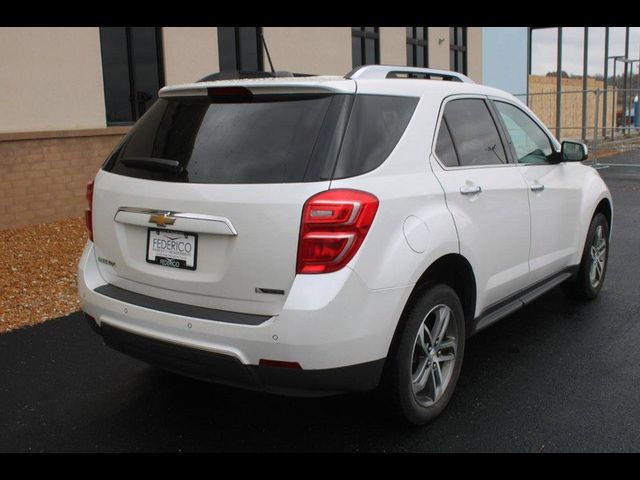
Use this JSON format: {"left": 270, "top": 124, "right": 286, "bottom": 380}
{"left": 78, "top": 66, "right": 612, "bottom": 396}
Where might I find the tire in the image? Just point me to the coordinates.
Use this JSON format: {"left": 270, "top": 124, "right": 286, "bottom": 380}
{"left": 383, "top": 284, "right": 466, "bottom": 425}
{"left": 563, "top": 212, "right": 610, "bottom": 300}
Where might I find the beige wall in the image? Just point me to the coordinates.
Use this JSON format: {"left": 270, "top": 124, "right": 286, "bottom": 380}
{"left": 466, "top": 27, "right": 482, "bottom": 83}
{"left": 0, "top": 27, "right": 106, "bottom": 133}
{"left": 379, "top": 27, "right": 406, "bottom": 65}
{"left": 262, "top": 27, "right": 352, "bottom": 76}
{"left": 428, "top": 27, "right": 482, "bottom": 81}
{"left": 0, "top": 26, "right": 488, "bottom": 135}
{"left": 163, "top": 27, "right": 219, "bottom": 85}
{"left": 428, "top": 27, "right": 450, "bottom": 70}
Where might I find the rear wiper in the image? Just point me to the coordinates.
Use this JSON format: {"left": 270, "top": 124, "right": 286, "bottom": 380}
{"left": 121, "top": 157, "right": 184, "bottom": 174}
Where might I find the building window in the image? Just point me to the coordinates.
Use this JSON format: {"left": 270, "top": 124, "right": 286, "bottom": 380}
{"left": 217, "top": 27, "right": 264, "bottom": 72}
{"left": 352, "top": 27, "right": 380, "bottom": 68}
{"left": 99, "top": 27, "right": 164, "bottom": 125}
{"left": 449, "top": 27, "right": 467, "bottom": 74}
{"left": 407, "top": 28, "right": 428, "bottom": 67}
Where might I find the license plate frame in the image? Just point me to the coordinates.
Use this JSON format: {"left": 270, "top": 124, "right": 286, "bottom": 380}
{"left": 146, "top": 228, "right": 198, "bottom": 271}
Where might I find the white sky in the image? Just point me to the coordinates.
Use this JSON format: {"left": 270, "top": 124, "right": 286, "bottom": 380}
{"left": 531, "top": 27, "right": 640, "bottom": 77}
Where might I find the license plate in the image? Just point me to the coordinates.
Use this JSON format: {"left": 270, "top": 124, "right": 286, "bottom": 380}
{"left": 146, "top": 228, "right": 198, "bottom": 270}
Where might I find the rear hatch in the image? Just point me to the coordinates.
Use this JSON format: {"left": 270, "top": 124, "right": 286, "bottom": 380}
{"left": 91, "top": 78, "right": 419, "bottom": 316}
{"left": 92, "top": 80, "right": 355, "bottom": 316}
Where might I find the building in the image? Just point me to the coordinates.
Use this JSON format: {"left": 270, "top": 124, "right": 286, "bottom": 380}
{"left": 1, "top": 27, "right": 637, "bottom": 230}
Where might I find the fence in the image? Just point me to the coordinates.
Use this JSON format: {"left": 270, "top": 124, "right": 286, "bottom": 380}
{"left": 514, "top": 79, "right": 640, "bottom": 168}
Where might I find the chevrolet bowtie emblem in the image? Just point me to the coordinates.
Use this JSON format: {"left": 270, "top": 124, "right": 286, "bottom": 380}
{"left": 149, "top": 213, "right": 176, "bottom": 227}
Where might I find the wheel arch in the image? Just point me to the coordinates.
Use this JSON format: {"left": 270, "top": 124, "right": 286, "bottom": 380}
{"left": 574, "top": 170, "right": 613, "bottom": 266}
{"left": 594, "top": 197, "right": 612, "bottom": 233}
{"left": 387, "top": 253, "right": 477, "bottom": 363}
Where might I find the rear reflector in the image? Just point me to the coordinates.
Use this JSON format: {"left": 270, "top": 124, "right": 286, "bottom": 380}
{"left": 259, "top": 359, "right": 302, "bottom": 369}
{"left": 85, "top": 179, "right": 94, "bottom": 242}
{"left": 296, "top": 189, "right": 379, "bottom": 274}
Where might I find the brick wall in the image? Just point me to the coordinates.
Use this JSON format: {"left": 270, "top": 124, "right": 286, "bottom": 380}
{"left": 0, "top": 128, "right": 129, "bottom": 230}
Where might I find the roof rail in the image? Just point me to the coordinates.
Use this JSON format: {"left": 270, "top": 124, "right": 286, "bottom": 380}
{"left": 345, "top": 65, "right": 474, "bottom": 83}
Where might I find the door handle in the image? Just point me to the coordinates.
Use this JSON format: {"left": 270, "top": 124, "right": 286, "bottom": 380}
{"left": 460, "top": 185, "right": 482, "bottom": 195}
{"left": 530, "top": 183, "right": 545, "bottom": 193}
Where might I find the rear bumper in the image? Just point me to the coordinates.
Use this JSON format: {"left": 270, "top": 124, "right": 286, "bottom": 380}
{"left": 87, "top": 316, "right": 384, "bottom": 397}
{"left": 78, "top": 241, "right": 412, "bottom": 395}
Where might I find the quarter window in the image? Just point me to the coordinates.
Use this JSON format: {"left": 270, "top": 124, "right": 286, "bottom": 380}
{"left": 434, "top": 119, "right": 459, "bottom": 167}
{"left": 333, "top": 94, "right": 418, "bottom": 178}
{"left": 494, "top": 101, "right": 554, "bottom": 164}
{"left": 442, "top": 99, "right": 507, "bottom": 167}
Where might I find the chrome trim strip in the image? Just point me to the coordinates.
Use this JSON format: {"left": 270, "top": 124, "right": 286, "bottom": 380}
{"left": 114, "top": 207, "right": 238, "bottom": 236}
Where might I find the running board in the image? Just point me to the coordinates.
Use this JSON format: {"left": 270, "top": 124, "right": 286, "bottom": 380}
{"left": 473, "top": 269, "right": 575, "bottom": 334}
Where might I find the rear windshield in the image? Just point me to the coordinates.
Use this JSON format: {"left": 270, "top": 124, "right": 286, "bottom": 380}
{"left": 103, "top": 93, "right": 418, "bottom": 184}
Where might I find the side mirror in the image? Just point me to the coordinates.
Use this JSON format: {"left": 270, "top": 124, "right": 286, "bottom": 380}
{"left": 561, "top": 141, "right": 588, "bottom": 162}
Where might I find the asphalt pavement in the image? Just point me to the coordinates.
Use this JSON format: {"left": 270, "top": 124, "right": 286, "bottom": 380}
{"left": 1, "top": 151, "right": 639, "bottom": 452}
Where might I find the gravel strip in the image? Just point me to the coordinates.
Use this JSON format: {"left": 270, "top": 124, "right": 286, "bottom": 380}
{"left": 0, "top": 217, "right": 87, "bottom": 334}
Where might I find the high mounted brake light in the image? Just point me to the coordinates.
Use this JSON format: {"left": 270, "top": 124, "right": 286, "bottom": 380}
{"left": 296, "top": 189, "right": 379, "bottom": 274}
{"left": 206, "top": 86, "right": 254, "bottom": 102}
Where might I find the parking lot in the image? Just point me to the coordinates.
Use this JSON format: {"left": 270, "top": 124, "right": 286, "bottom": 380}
{"left": 1, "top": 151, "right": 639, "bottom": 452}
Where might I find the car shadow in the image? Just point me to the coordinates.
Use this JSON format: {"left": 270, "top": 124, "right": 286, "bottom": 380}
{"left": 92, "top": 286, "right": 603, "bottom": 452}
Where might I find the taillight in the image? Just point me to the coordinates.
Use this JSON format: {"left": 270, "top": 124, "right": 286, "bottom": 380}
{"left": 85, "top": 179, "right": 94, "bottom": 242}
{"left": 297, "top": 189, "right": 379, "bottom": 274}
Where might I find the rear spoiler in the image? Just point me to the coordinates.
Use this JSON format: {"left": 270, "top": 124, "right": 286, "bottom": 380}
{"left": 159, "top": 79, "right": 355, "bottom": 100}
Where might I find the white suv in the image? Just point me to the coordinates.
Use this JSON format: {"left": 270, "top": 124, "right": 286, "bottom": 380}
{"left": 78, "top": 65, "right": 612, "bottom": 424}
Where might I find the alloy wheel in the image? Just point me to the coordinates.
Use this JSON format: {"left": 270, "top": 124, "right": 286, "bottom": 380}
{"left": 589, "top": 225, "right": 607, "bottom": 288}
{"left": 410, "top": 304, "right": 458, "bottom": 407}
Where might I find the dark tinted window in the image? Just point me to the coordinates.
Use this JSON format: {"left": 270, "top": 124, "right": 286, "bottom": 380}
{"left": 99, "top": 27, "right": 164, "bottom": 125}
{"left": 352, "top": 27, "right": 380, "bottom": 68}
{"left": 99, "top": 27, "right": 132, "bottom": 124}
{"left": 333, "top": 95, "right": 418, "bottom": 179}
{"left": 407, "top": 27, "right": 428, "bottom": 68}
{"left": 449, "top": 27, "right": 467, "bottom": 74}
{"left": 435, "top": 119, "right": 459, "bottom": 167}
{"left": 129, "top": 28, "right": 163, "bottom": 118}
{"left": 217, "top": 27, "right": 263, "bottom": 72}
{"left": 217, "top": 28, "right": 237, "bottom": 71}
{"left": 104, "top": 95, "right": 345, "bottom": 184}
{"left": 443, "top": 99, "right": 507, "bottom": 167}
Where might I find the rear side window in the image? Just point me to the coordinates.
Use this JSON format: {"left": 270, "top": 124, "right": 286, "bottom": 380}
{"left": 332, "top": 95, "right": 418, "bottom": 179}
{"left": 104, "top": 95, "right": 346, "bottom": 184}
{"left": 442, "top": 98, "right": 507, "bottom": 167}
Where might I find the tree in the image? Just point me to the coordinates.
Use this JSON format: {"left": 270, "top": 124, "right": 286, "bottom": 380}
{"left": 545, "top": 70, "right": 570, "bottom": 78}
